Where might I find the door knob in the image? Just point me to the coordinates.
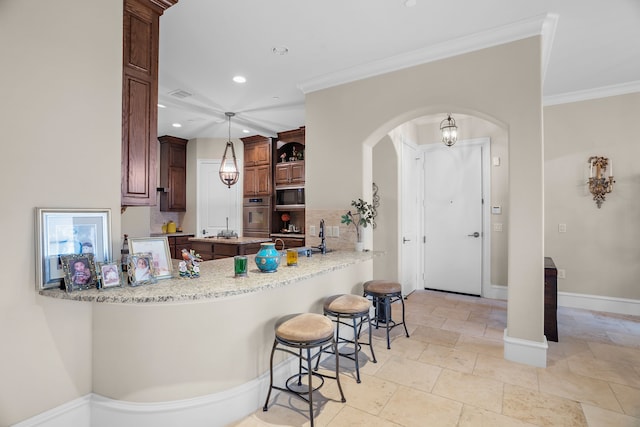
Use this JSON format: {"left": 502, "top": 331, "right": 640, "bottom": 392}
{"left": 403, "top": 237, "right": 411, "bottom": 243}
{"left": 467, "top": 232, "right": 480, "bottom": 238}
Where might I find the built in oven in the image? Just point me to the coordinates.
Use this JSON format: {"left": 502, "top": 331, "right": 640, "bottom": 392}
{"left": 243, "top": 197, "right": 271, "bottom": 237}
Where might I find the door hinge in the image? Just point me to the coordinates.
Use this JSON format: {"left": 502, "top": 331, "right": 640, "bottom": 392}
{"left": 423, "top": 236, "right": 426, "bottom": 243}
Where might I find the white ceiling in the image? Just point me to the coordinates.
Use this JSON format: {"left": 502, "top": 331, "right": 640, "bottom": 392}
{"left": 157, "top": 0, "right": 640, "bottom": 140}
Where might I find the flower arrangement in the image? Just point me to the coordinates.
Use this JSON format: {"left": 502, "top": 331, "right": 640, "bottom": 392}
{"left": 341, "top": 198, "right": 374, "bottom": 242}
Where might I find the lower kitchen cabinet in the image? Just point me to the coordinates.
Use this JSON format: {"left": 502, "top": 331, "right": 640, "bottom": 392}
{"left": 190, "top": 238, "right": 269, "bottom": 260}
{"left": 167, "top": 234, "right": 194, "bottom": 260}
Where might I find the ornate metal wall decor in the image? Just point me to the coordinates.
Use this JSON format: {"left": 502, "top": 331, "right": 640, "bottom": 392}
{"left": 588, "top": 156, "right": 615, "bottom": 208}
{"left": 372, "top": 182, "right": 380, "bottom": 228}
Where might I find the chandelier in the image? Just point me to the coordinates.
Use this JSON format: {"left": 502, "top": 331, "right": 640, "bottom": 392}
{"left": 219, "top": 112, "right": 239, "bottom": 188}
{"left": 440, "top": 114, "right": 458, "bottom": 147}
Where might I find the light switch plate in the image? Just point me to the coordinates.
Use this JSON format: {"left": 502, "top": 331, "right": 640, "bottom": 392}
{"left": 310, "top": 225, "right": 316, "bottom": 235}
{"left": 332, "top": 226, "right": 340, "bottom": 237}
{"left": 558, "top": 223, "right": 567, "bottom": 233}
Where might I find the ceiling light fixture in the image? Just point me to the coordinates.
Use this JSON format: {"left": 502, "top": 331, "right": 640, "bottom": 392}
{"left": 157, "top": 104, "right": 166, "bottom": 108}
{"left": 232, "top": 75, "right": 246, "bottom": 83}
{"left": 172, "top": 123, "right": 182, "bottom": 128}
{"left": 440, "top": 114, "right": 458, "bottom": 147}
{"left": 219, "top": 112, "right": 240, "bottom": 188}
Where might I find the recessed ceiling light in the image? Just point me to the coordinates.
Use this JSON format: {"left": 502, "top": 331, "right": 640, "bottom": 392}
{"left": 272, "top": 46, "right": 289, "bottom": 55}
{"left": 172, "top": 123, "right": 182, "bottom": 128}
{"left": 242, "top": 129, "right": 250, "bottom": 134}
{"left": 233, "top": 75, "right": 246, "bottom": 83}
{"left": 158, "top": 104, "right": 166, "bottom": 108}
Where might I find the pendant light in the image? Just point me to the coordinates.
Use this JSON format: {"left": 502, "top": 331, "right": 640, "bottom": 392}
{"left": 219, "top": 112, "right": 239, "bottom": 188}
{"left": 440, "top": 113, "right": 458, "bottom": 147}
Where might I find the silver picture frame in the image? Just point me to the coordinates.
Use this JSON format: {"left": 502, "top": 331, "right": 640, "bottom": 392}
{"left": 128, "top": 236, "right": 173, "bottom": 279}
{"left": 35, "top": 208, "right": 112, "bottom": 290}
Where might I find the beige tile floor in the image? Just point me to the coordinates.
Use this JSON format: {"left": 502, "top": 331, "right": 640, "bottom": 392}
{"left": 231, "top": 290, "right": 640, "bottom": 427}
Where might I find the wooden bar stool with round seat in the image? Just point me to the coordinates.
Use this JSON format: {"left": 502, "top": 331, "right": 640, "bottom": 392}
{"left": 263, "top": 312, "right": 346, "bottom": 426}
{"left": 363, "top": 280, "right": 410, "bottom": 349}
{"left": 315, "top": 294, "right": 377, "bottom": 383}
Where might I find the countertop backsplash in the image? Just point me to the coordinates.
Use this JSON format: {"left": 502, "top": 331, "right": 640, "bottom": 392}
{"left": 151, "top": 206, "right": 184, "bottom": 235}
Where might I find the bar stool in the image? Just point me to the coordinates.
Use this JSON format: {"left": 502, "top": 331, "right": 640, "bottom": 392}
{"left": 316, "top": 294, "right": 377, "bottom": 383}
{"left": 363, "top": 280, "right": 410, "bottom": 349}
{"left": 263, "top": 313, "right": 346, "bottom": 426}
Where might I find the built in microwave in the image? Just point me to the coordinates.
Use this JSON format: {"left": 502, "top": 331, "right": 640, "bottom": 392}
{"left": 275, "top": 187, "right": 305, "bottom": 209}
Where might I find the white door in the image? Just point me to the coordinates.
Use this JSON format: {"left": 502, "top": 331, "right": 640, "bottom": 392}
{"left": 423, "top": 142, "right": 483, "bottom": 295}
{"left": 400, "top": 142, "right": 421, "bottom": 296}
{"left": 197, "top": 160, "right": 241, "bottom": 237}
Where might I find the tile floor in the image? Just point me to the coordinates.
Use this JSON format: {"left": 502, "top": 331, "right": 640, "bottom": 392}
{"left": 231, "top": 289, "right": 640, "bottom": 426}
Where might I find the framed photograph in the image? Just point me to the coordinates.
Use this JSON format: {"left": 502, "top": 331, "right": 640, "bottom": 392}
{"left": 61, "top": 253, "right": 98, "bottom": 292}
{"left": 35, "top": 208, "right": 112, "bottom": 290}
{"left": 128, "top": 236, "right": 173, "bottom": 279}
{"left": 128, "top": 253, "right": 157, "bottom": 286}
{"left": 99, "top": 262, "right": 122, "bottom": 288}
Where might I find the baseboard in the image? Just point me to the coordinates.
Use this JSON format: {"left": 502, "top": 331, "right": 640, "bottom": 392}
{"left": 503, "top": 328, "right": 548, "bottom": 368}
{"left": 483, "top": 284, "right": 508, "bottom": 300}
{"left": 557, "top": 291, "right": 640, "bottom": 316}
{"left": 13, "top": 358, "right": 300, "bottom": 427}
{"left": 11, "top": 395, "right": 92, "bottom": 427}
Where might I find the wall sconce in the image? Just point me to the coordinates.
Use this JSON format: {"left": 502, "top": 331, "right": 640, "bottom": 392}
{"left": 588, "top": 156, "right": 615, "bottom": 208}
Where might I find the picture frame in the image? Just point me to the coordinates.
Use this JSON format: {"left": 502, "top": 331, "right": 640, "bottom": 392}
{"left": 60, "top": 253, "right": 98, "bottom": 292}
{"left": 98, "top": 261, "right": 122, "bottom": 288}
{"left": 128, "top": 236, "right": 173, "bottom": 279}
{"left": 35, "top": 208, "right": 112, "bottom": 290}
{"left": 128, "top": 253, "right": 157, "bottom": 286}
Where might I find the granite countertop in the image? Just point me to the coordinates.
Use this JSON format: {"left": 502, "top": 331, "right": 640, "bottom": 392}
{"left": 270, "top": 233, "right": 305, "bottom": 239}
{"left": 189, "top": 236, "right": 272, "bottom": 245}
{"left": 150, "top": 232, "right": 195, "bottom": 237}
{"left": 39, "top": 250, "right": 381, "bottom": 304}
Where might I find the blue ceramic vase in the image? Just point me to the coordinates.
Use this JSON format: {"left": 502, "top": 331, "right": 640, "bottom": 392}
{"left": 255, "top": 243, "right": 281, "bottom": 273}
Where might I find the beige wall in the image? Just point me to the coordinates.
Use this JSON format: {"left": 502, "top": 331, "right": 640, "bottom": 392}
{"left": 544, "top": 93, "right": 640, "bottom": 300}
{"left": 0, "top": 0, "right": 122, "bottom": 424}
{"left": 373, "top": 135, "right": 399, "bottom": 280}
{"left": 306, "top": 37, "right": 545, "bottom": 342}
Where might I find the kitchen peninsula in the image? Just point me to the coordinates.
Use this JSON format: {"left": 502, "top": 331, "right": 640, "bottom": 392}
{"left": 37, "top": 250, "right": 380, "bottom": 421}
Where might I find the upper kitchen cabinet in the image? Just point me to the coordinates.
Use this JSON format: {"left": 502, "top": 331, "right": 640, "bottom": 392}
{"left": 158, "top": 135, "right": 188, "bottom": 211}
{"left": 241, "top": 135, "right": 272, "bottom": 197}
{"left": 275, "top": 127, "right": 305, "bottom": 187}
{"left": 121, "top": 0, "right": 177, "bottom": 206}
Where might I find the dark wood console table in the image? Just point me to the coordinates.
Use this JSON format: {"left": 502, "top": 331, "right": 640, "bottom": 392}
{"left": 544, "top": 257, "right": 558, "bottom": 342}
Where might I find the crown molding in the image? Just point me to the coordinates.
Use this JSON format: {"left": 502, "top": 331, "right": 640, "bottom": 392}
{"left": 298, "top": 13, "right": 552, "bottom": 95}
{"left": 543, "top": 80, "right": 640, "bottom": 106}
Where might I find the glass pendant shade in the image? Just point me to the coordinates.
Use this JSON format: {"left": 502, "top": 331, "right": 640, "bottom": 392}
{"left": 440, "top": 114, "right": 458, "bottom": 147}
{"left": 219, "top": 140, "right": 239, "bottom": 188}
{"left": 219, "top": 112, "right": 240, "bottom": 188}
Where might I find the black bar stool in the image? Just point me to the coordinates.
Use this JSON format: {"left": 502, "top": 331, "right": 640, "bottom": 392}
{"left": 316, "top": 294, "right": 377, "bottom": 383}
{"left": 363, "top": 280, "right": 410, "bottom": 349}
{"left": 263, "top": 313, "right": 346, "bottom": 426}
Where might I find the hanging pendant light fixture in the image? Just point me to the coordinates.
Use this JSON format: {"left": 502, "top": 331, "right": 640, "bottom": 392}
{"left": 219, "top": 112, "right": 239, "bottom": 188}
{"left": 440, "top": 113, "right": 458, "bottom": 147}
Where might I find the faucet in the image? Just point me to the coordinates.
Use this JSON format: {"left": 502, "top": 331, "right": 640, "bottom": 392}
{"left": 316, "top": 219, "right": 327, "bottom": 254}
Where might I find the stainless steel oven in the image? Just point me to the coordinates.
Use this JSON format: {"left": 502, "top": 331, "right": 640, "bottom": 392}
{"left": 243, "top": 197, "right": 271, "bottom": 237}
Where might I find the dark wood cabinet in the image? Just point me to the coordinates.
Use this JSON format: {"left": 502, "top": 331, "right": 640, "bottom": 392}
{"left": 241, "top": 135, "right": 272, "bottom": 197}
{"left": 275, "top": 161, "right": 305, "bottom": 186}
{"left": 166, "top": 234, "right": 193, "bottom": 260}
{"left": 544, "top": 257, "right": 558, "bottom": 342}
{"left": 121, "top": 0, "right": 177, "bottom": 206}
{"left": 244, "top": 140, "right": 271, "bottom": 166}
{"left": 159, "top": 135, "right": 188, "bottom": 211}
{"left": 190, "top": 240, "right": 264, "bottom": 260}
{"left": 243, "top": 164, "right": 271, "bottom": 196}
